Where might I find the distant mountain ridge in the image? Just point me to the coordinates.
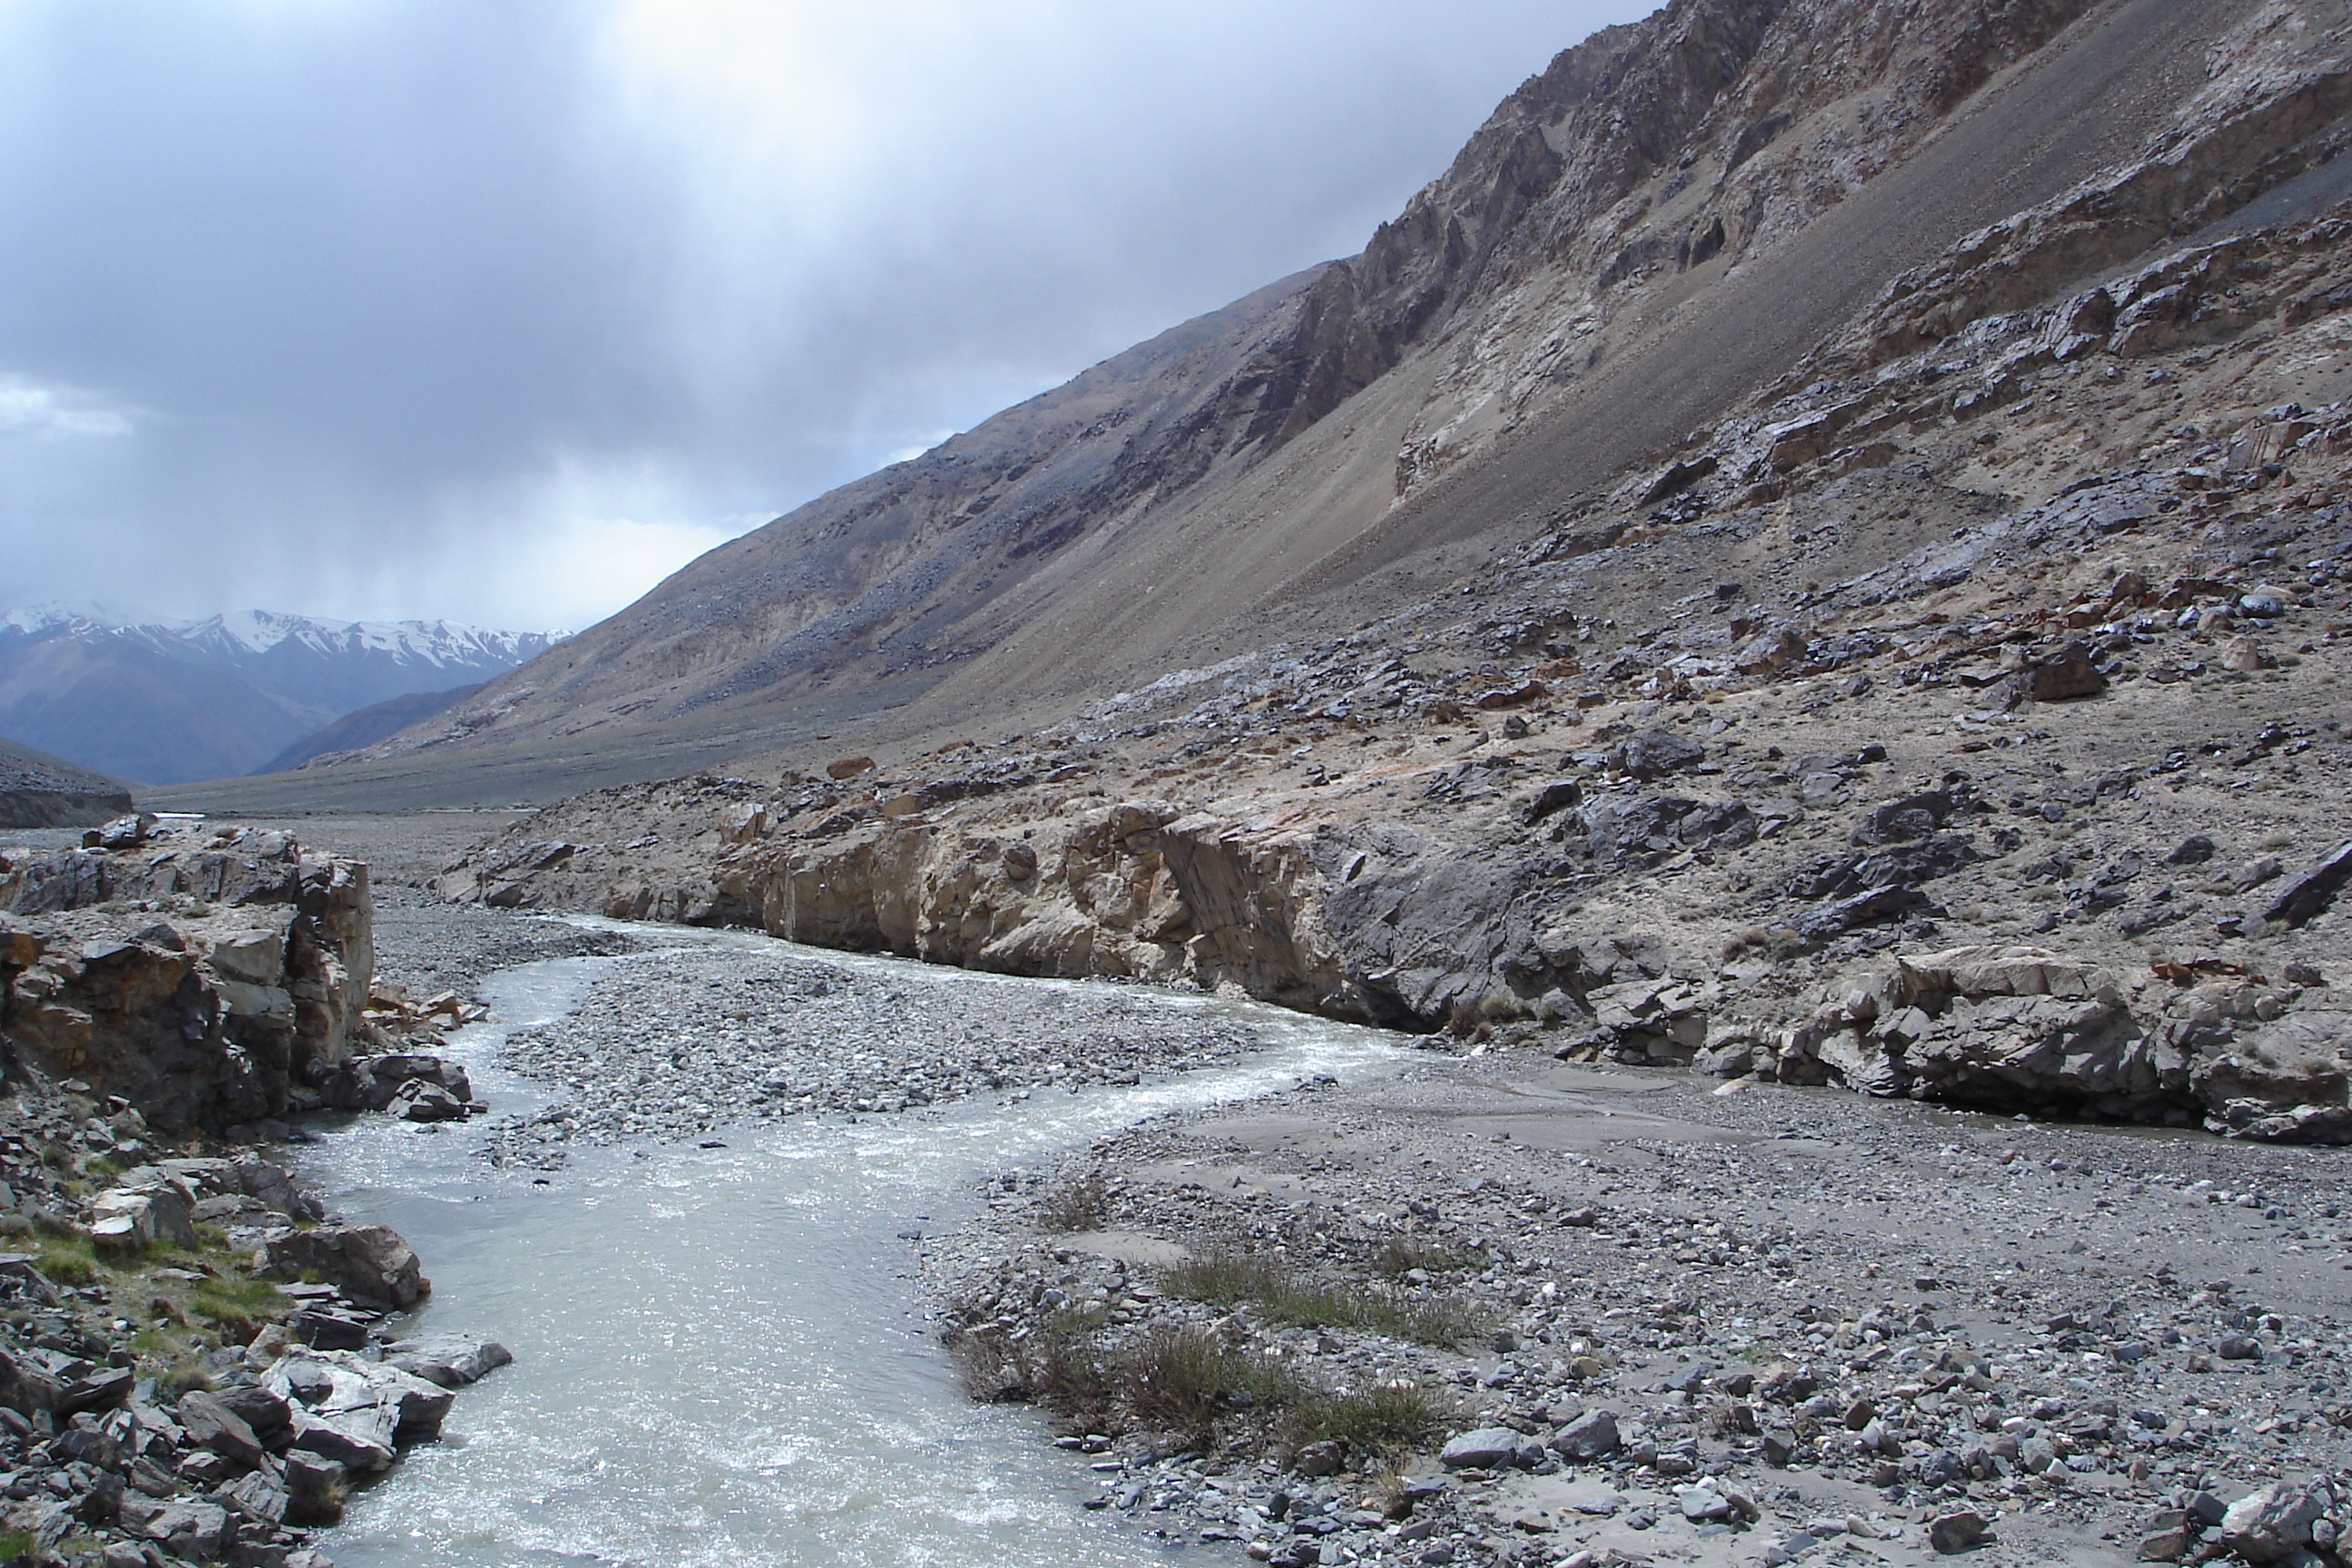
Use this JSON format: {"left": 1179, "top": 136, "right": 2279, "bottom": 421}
{"left": 0, "top": 605, "right": 560, "bottom": 785}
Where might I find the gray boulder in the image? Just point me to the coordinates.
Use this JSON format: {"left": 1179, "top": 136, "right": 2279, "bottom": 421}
{"left": 266, "top": 1223, "right": 428, "bottom": 1308}
{"left": 2218, "top": 1483, "right": 2331, "bottom": 1563}
{"left": 1438, "top": 1427, "right": 1528, "bottom": 1469}
{"left": 174, "top": 1390, "right": 265, "bottom": 1468}
{"left": 383, "top": 1335, "right": 514, "bottom": 1388}
{"left": 1550, "top": 1408, "right": 1622, "bottom": 1461}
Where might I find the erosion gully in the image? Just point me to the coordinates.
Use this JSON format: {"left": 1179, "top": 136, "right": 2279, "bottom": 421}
{"left": 294, "top": 918, "right": 1409, "bottom": 1568}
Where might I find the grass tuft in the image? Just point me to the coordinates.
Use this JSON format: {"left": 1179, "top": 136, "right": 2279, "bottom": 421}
{"left": 34, "top": 1239, "right": 98, "bottom": 1287}
{"left": 1289, "top": 1382, "right": 1448, "bottom": 1458}
{"left": 1034, "top": 1169, "right": 1112, "bottom": 1233}
{"left": 1160, "top": 1250, "right": 1484, "bottom": 1350}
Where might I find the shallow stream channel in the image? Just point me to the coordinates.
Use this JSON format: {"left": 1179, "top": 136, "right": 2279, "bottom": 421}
{"left": 294, "top": 919, "right": 1410, "bottom": 1568}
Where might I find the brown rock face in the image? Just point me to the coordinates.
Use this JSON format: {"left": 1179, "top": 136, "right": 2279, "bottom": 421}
{"left": 0, "top": 825, "right": 376, "bottom": 1132}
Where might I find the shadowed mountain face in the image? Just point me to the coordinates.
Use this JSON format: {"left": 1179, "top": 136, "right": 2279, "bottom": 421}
{"left": 188, "top": 0, "right": 2349, "bottom": 810}
{"left": 0, "top": 732, "right": 132, "bottom": 828}
{"left": 0, "top": 611, "right": 555, "bottom": 784}
{"left": 257, "top": 683, "right": 486, "bottom": 775}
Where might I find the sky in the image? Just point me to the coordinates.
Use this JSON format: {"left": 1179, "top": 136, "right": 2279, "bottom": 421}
{"left": 0, "top": 0, "right": 1648, "bottom": 633}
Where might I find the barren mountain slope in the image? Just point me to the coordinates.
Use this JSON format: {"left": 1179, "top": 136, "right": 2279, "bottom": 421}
{"left": 162, "top": 0, "right": 2352, "bottom": 813}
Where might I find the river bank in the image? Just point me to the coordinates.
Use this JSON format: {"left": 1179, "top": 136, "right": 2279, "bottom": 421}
{"left": 93, "top": 813, "right": 2352, "bottom": 1568}
{"left": 925, "top": 1048, "right": 2352, "bottom": 1567}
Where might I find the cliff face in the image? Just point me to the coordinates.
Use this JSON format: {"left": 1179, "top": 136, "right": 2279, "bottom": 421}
{"left": 0, "top": 823, "right": 375, "bottom": 1132}
{"left": 223, "top": 0, "right": 2352, "bottom": 815}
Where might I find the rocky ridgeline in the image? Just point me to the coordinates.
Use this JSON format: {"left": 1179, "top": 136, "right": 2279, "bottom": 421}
{"left": 0, "top": 817, "right": 512, "bottom": 1566}
{"left": 926, "top": 1065, "right": 2352, "bottom": 1568}
{"left": 0, "top": 742, "right": 129, "bottom": 836}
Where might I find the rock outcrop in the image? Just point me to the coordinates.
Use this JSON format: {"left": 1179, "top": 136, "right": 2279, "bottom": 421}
{"left": 0, "top": 819, "right": 377, "bottom": 1132}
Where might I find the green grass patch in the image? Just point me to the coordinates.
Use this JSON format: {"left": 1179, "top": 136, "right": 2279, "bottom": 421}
{"left": 1160, "top": 1250, "right": 1484, "bottom": 1350}
{"left": 35, "top": 1239, "right": 99, "bottom": 1287}
{"left": 1289, "top": 1382, "right": 1448, "bottom": 1458}
{"left": 0, "top": 1527, "right": 35, "bottom": 1563}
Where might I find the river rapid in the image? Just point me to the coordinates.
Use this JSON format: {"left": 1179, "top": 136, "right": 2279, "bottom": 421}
{"left": 294, "top": 923, "right": 1408, "bottom": 1568}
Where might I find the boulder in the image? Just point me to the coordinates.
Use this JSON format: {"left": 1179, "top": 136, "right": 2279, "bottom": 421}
{"left": 383, "top": 1335, "right": 514, "bottom": 1388}
{"left": 265, "top": 1224, "right": 428, "bottom": 1309}
{"left": 210, "top": 1383, "right": 295, "bottom": 1450}
{"left": 2259, "top": 841, "right": 2352, "bottom": 927}
{"left": 88, "top": 1181, "right": 200, "bottom": 1252}
{"left": 2004, "top": 639, "right": 2106, "bottom": 704}
{"left": 1929, "top": 1509, "right": 1987, "bottom": 1553}
{"left": 174, "top": 1390, "right": 265, "bottom": 1468}
{"left": 222, "top": 1470, "right": 289, "bottom": 1526}
{"left": 1609, "top": 729, "right": 1705, "bottom": 780}
{"left": 281, "top": 1450, "right": 348, "bottom": 1525}
{"left": 119, "top": 1497, "right": 230, "bottom": 1555}
{"left": 1550, "top": 1408, "right": 1622, "bottom": 1461}
{"left": 1438, "top": 1427, "right": 1529, "bottom": 1469}
{"left": 2217, "top": 1483, "right": 2330, "bottom": 1563}
{"left": 389, "top": 1078, "right": 468, "bottom": 1122}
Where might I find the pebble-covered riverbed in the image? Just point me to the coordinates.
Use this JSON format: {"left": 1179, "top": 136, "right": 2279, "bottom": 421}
{"left": 483, "top": 933, "right": 1269, "bottom": 1165}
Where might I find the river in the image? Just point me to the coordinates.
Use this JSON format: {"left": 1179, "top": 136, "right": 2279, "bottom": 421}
{"left": 294, "top": 924, "right": 1407, "bottom": 1568}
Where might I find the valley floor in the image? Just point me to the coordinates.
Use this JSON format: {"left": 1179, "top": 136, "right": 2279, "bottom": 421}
{"left": 270, "top": 812, "right": 2352, "bottom": 1568}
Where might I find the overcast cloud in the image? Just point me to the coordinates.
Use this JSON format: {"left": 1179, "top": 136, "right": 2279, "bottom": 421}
{"left": 0, "top": 0, "right": 1646, "bottom": 632}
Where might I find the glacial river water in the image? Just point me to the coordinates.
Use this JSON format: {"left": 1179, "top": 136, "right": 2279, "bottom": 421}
{"left": 296, "top": 925, "right": 1407, "bottom": 1568}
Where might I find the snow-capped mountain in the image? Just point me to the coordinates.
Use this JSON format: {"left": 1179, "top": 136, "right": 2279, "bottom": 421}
{"left": 0, "top": 604, "right": 563, "bottom": 785}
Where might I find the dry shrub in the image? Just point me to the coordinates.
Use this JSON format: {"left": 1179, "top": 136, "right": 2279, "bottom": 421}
{"left": 1034, "top": 1168, "right": 1112, "bottom": 1233}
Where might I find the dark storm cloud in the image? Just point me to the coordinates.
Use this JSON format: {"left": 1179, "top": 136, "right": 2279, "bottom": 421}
{"left": 0, "top": 1, "right": 1646, "bottom": 629}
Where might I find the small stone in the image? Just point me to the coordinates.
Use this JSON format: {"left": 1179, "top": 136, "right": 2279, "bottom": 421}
{"left": 1439, "top": 1428, "right": 1525, "bottom": 1470}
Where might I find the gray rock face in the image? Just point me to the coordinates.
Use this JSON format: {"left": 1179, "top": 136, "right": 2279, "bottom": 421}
{"left": 265, "top": 1224, "right": 429, "bottom": 1310}
{"left": 1755, "top": 946, "right": 2352, "bottom": 1137}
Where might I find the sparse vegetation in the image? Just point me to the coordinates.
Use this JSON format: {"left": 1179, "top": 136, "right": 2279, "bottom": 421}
{"left": 1289, "top": 1382, "right": 1446, "bottom": 1459}
{"left": 34, "top": 1237, "right": 98, "bottom": 1286}
{"left": 953, "top": 1302, "right": 1449, "bottom": 1465}
{"left": 1033, "top": 1168, "right": 1112, "bottom": 1233}
{"left": 1160, "top": 1250, "right": 1484, "bottom": 1350}
{"left": 1368, "top": 1236, "right": 1474, "bottom": 1278}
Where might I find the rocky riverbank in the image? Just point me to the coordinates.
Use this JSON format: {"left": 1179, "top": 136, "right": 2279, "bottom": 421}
{"left": 0, "top": 814, "right": 596, "bottom": 1568}
{"left": 65, "top": 810, "right": 2342, "bottom": 1568}
{"left": 921, "top": 1051, "right": 2352, "bottom": 1568}
{"left": 0, "top": 1082, "right": 512, "bottom": 1567}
